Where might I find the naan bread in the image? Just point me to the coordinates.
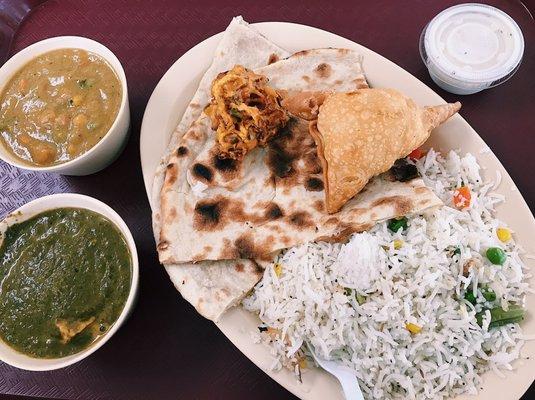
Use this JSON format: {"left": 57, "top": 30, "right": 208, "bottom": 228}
{"left": 157, "top": 57, "right": 443, "bottom": 264}
{"left": 152, "top": 17, "right": 289, "bottom": 321}
{"left": 311, "top": 89, "right": 461, "bottom": 213}
{"left": 165, "top": 259, "right": 264, "bottom": 320}
{"left": 157, "top": 46, "right": 367, "bottom": 320}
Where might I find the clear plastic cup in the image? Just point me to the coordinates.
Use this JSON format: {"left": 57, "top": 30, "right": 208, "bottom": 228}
{"left": 420, "top": 3, "right": 524, "bottom": 95}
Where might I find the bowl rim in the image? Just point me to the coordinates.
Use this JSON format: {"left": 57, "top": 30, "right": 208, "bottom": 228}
{"left": 0, "top": 193, "right": 139, "bottom": 371}
{"left": 0, "top": 35, "right": 129, "bottom": 172}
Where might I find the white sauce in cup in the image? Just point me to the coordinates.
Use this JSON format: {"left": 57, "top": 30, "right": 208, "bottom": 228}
{"left": 420, "top": 3, "right": 524, "bottom": 95}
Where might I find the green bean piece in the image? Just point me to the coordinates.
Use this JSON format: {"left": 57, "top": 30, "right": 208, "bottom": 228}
{"left": 464, "top": 291, "right": 477, "bottom": 304}
{"left": 387, "top": 217, "right": 408, "bottom": 233}
{"left": 481, "top": 287, "right": 497, "bottom": 302}
{"left": 476, "top": 305, "right": 524, "bottom": 328}
{"left": 344, "top": 288, "right": 366, "bottom": 305}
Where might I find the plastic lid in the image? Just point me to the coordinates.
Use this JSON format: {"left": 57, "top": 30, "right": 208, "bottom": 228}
{"left": 423, "top": 3, "right": 524, "bottom": 84}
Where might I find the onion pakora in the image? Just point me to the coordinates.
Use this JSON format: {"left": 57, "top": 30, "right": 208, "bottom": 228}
{"left": 205, "top": 65, "right": 289, "bottom": 160}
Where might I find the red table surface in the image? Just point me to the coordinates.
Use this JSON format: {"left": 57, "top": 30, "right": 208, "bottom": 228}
{"left": 0, "top": 0, "right": 534, "bottom": 399}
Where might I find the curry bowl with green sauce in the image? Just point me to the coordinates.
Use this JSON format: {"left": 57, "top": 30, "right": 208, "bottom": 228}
{"left": 0, "top": 37, "right": 129, "bottom": 176}
{"left": 0, "top": 194, "right": 138, "bottom": 370}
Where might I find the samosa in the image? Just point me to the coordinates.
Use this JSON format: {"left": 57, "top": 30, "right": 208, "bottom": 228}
{"left": 309, "top": 88, "right": 461, "bottom": 214}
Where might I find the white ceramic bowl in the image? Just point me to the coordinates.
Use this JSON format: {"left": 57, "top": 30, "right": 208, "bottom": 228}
{"left": 0, "top": 193, "right": 139, "bottom": 371}
{"left": 0, "top": 36, "right": 130, "bottom": 175}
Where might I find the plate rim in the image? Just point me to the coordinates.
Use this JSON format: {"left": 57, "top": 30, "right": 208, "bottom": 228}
{"left": 140, "top": 20, "right": 535, "bottom": 400}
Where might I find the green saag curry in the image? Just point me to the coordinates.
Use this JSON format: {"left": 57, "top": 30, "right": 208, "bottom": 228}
{"left": 0, "top": 208, "right": 131, "bottom": 358}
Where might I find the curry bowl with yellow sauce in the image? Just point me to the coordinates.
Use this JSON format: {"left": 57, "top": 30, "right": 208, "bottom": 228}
{"left": 0, "top": 36, "right": 129, "bottom": 175}
{"left": 0, "top": 193, "right": 139, "bottom": 371}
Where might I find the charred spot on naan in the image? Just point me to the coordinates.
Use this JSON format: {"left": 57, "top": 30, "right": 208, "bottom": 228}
{"left": 194, "top": 196, "right": 288, "bottom": 233}
{"left": 263, "top": 175, "right": 276, "bottom": 189}
{"left": 165, "top": 207, "right": 177, "bottom": 224}
{"left": 209, "top": 152, "right": 243, "bottom": 182}
{"left": 192, "top": 253, "right": 205, "bottom": 262}
{"left": 288, "top": 211, "right": 314, "bottom": 229}
{"left": 329, "top": 227, "right": 355, "bottom": 243}
{"left": 234, "top": 235, "right": 255, "bottom": 258}
{"left": 193, "top": 197, "right": 229, "bottom": 230}
{"left": 232, "top": 234, "right": 280, "bottom": 260}
{"left": 264, "top": 202, "right": 284, "bottom": 220}
{"left": 165, "top": 163, "right": 178, "bottom": 185}
{"left": 185, "top": 128, "right": 204, "bottom": 142}
{"left": 220, "top": 239, "right": 236, "bottom": 259}
{"left": 268, "top": 225, "right": 282, "bottom": 233}
{"left": 192, "top": 163, "right": 214, "bottom": 183}
{"left": 176, "top": 146, "right": 188, "bottom": 157}
{"left": 268, "top": 118, "right": 322, "bottom": 197}
{"left": 251, "top": 260, "right": 265, "bottom": 275}
{"left": 268, "top": 53, "right": 279, "bottom": 64}
{"left": 313, "top": 200, "right": 325, "bottom": 212}
{"left": 157, "top": 240, "right": 169, "bottom": 251}
{"left": 281, "top": 236, "right": 292, "bottom": 246}
{"left": 292, "top": 49, "right": 312, "bottom": 58}
{"left": 267, "top": 144, "right": 294, "bottom": 178}
{"left": 234, "top": 263, "right": 244, "bottom": 272}
{"left": 302, "top": 75, "right": 311, "bottom": 82}
{"left": 267, "top": 118, "right": 309, "bottom": 180}
{"left": 213, "top": 154, "right": 237, "bottom": 172}
{"left": 315, "top": 63, "right": 332, "bottom": 78}
{"left": 267, "top": 123, "right": 296, "bottom": 178}
{"left": 192, "top": 245, "right": 215, "bottom": 262}
{"left": 305, "top": 177, "right": 324, "bottom": 191}
{"left": 353, "top": 77, "right": 368, "bottom": 88}
{"left": 316, "top": 223, "right": 373, "bottom": 243}
{"left": 303, "top": 153, "right": 322, "bottom": 174}
{"left": 371, "top": 196, "right": 413, "bottom": 217}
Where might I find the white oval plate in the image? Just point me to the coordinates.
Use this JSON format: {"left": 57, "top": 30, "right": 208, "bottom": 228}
{"left": 140, "top": 22, "right": 535, "bottom": 400}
